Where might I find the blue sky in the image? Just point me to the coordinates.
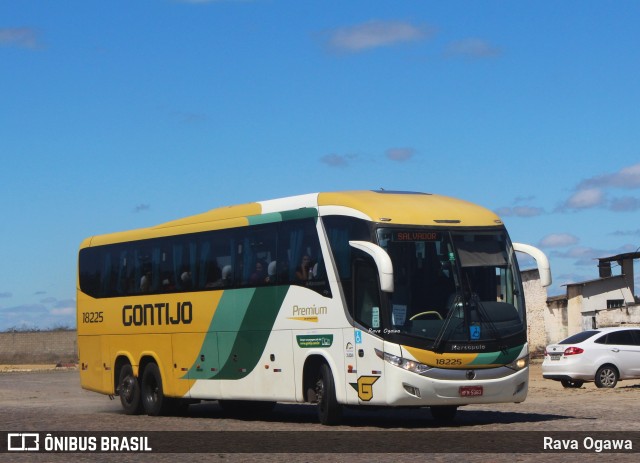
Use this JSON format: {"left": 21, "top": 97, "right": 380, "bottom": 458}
{"left": 1, "top": 0, "right": 639, "bottom": 331}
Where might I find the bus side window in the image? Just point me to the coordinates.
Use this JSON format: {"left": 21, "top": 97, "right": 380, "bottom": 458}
{"left": 353, "top": 255, "right": 381, "bottom": 329}
{"left": 280, "top": 218, "right": 331, "bottom": 297}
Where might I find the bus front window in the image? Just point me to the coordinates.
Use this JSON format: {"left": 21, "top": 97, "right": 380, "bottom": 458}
{"left": 376, "top": 228, "right": 525, "bottom": 346}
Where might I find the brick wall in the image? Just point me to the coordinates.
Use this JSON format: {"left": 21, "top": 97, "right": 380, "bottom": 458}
{"left": 0, "top": 330, "right": 78, "bottom": 364}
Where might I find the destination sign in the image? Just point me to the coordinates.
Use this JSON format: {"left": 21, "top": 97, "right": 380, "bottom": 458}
{"left": 392, "top": 231, "right": 440, "bottom": 242}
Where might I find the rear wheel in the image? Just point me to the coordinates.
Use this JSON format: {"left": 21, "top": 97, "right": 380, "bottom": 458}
{"left": 560, "top": 379, "right": 584, "bottom": 389}
{"left": 315, "top": 363, "right": 342, "bottom": 425}
{"left": 141, "top": 363, "right": 171, "bottom": 416}
{"left": 429, "top": 405, "right": 458, "bottom": 422}
{"left": 595, "top": 365, "right": 618, "bottom": 388}
{"left": 118, "top": 364, "right": 142, "bottom": 415}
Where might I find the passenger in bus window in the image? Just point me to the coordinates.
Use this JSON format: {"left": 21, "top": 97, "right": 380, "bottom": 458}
{"left": 140, "top": 270, "right": 151, "bottom": 292}
{"left": 296, "top": 255, "right": 312, "bottom": 281}
{"left": 204, "top": 262, "right": 222, "bottom": 288}
{"left": 180, "top": 269, "right": 192, "bottom": 289}
{"left": 207, "top": 265, "right": 233, "bottom": 288}
{"left": 221, "top": 265, "right": 233, "bottom": 286}
{"left": 250, "top": 260, "right": 267, "bottom": 285}
{"left": 278, "top": 260, "right": 290, "bottom": 283}
{"left": 161, "top": 272, "right": 175, "bottom": 291}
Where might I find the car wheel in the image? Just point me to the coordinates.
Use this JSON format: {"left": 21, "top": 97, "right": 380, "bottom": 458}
{"left": 595, "top": 365, "right": 618, "bottom": 388}
{"left": 560, "top": 379, "right": 584, "bottom": 389}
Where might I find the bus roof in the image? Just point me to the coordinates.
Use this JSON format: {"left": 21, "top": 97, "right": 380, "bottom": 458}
{"left": 81, "top": 190, "right": 502, "bottom": 247}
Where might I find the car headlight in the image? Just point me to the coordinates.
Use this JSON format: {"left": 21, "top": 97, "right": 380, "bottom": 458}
{"left": 505, "top": 355, "right": 529, "bottom": 371}
{"left": 375, "top": 349, "right": 432, "bottom": 374}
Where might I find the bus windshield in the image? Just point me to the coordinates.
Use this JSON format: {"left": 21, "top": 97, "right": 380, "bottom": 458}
{"left": 376, "top": 228, "right": 525, "bottom": 345}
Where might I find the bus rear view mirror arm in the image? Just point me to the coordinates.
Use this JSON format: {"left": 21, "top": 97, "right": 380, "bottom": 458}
{"left": 349, "top": 241, "right": 394, "bottom": 292}
{"left": 513, "top": 243, "right": 552, "bottom": 287}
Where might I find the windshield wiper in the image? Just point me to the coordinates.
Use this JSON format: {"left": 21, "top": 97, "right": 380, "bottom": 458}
{"left": 470, "top": 294, "right": 507, "bottom": 353}
{"left": 432, "top": 292, "right": 464, "bottom": 353}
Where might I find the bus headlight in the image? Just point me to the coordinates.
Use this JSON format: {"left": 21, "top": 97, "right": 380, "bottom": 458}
{"left": 375, "top": 349, "right": 432, "bottom": 375}
{"left": 505, "top": 355, "right": 529, "bottom": 371}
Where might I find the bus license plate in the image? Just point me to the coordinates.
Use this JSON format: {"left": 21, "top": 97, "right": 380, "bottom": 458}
{"left": 459, "top": 386, "right": 483, "bottom": 397}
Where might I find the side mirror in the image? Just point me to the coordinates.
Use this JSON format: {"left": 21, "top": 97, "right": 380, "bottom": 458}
{"left": 349, "top": 241, "right": 394, "bottom": 292}
{"left": 513, "top": 243, "right": 552, "bottom": 287}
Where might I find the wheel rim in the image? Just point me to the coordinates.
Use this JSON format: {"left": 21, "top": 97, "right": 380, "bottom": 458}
{"left": 315, "top": 378, "right": 325, "bottom": 409}
{"left": 146, "top": 376, "right": 159, "bottom": 404}
{"left": 122, "top": 377, "right": 136, "bottom": 403}
{"left": 599, "top": 368, "right": 616, "bottom": 387}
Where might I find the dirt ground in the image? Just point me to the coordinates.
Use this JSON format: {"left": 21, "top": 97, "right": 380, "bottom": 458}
{"left": 1, "top": 361, "right": 639, "bottom": 462}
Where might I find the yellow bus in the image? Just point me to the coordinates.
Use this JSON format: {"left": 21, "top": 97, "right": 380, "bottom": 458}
{"left": 77, "top": 190, "right": 551, "bottom": 424}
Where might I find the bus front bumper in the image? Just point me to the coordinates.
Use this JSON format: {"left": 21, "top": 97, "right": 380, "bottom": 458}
{"left": 383, "top": 364, "right": 529, "bottom": 406}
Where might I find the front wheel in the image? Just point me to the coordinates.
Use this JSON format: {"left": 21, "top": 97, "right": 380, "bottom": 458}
{"left": 595, "top": 365, "right": 618, "bottom": 388}
{"left": 141, "top": 363, "right": 171, "bottom": 416}
{"left": 315, "top": 363, "right": 342, "bottom": 425}
{"left": 118, "top": 364, "right": 142, "bottom": 415}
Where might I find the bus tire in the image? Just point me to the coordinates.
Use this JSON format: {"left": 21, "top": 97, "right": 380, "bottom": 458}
{"left": 316, "top": 363, "right": 342, "bottom": 425}
{"left": 429, "top": 405, "right": 458, "bottom": 422}
{"left": 118, "top": 364, "right": 142, "bottom": 415}
{"left": 141, "top": 362, "right": 170, "bottom": 416}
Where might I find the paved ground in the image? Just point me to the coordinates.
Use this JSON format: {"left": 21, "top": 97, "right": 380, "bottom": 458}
{"left": 1, "top": 362, "right": 638, "bottom": 462}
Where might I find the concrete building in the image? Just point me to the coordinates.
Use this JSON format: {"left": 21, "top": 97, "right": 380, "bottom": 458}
{"left": 566, "top": 252, "right": 640, "bottom": 333}
{"left": 523, "top": 252, "right": 640, "bottom": 356}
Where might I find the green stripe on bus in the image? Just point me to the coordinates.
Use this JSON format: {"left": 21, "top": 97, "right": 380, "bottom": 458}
{"left": 469, "top": 345, "right": 523, "bottom": 366}
{"left": 247, "top": 212, "right": 283, "bottom": 225}
{"left": 185, "top": 286, "right": 289, "bottom": 380}
{"left": 280, "top": 208, "right": 318, "bottom": 221}
{"left": 246, "top": 208, "right": 318, "bottom": 226}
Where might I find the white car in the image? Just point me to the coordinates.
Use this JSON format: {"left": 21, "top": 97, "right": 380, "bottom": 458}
{"left": 542, "top": 327, "right": 640, "bottom": 388}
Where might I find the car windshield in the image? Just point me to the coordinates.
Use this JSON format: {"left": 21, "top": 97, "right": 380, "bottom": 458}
{"left": 376, "top": 228, "right": 525, "bottom": 345}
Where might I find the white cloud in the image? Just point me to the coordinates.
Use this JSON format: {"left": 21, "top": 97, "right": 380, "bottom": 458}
{"left": 324, "top": 20, "right": 432, "bottom": 53}
{"left": 550, "top": 246, "right": 603, "bottom": 266}
{"left": 577, "top": 163, "right": 640, "bottom": 190}
{"left": 320, "top": 153, "right": 358, "bottom": 167}
{"left": 385, "top": 148, "right": 415, "bottom": 162}
{"left": 0, "top": 28, "right": 41, "bottom": 49}
{"left": 559, "top": 163, "right": 640, "bottom": 213}
{"left": 50, "top": 307, "right": 74, "bottom": 316}
{"left": 495, "top": 206, "right": 544, "bottom": 218}
{"left": 562, "top": 188, "right": 606, "bottom": 210}
{"left": 445, "top": 38, "right": 501, "bottom": 58}
{"left": 134, "top": 204, "right": 150, "bottom": 213}
{"left": 609, "top": 196, "right": 640, "bottom": 212}
{"left": 539, "top": 234, "right": 579, "bottom": 248}
{"left": 550, "top": 244, "right": 636, "bottom": 267}
{"left": 610, "top": 229, "right": 640, "bottom": 237}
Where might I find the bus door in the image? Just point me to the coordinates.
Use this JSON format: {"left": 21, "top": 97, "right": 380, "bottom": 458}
{"left": 350, "top": 256, "right": 386, "bottom": 405}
